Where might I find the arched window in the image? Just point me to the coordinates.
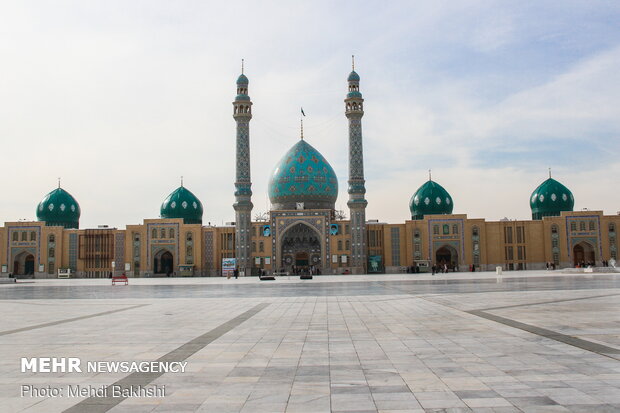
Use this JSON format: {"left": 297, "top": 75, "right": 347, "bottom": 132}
{"left": 152, "top": 229, "right": 157, "bottom": 239}
{"left": 186, "top": 232, "right": 193, "bottom": 241}
{"left": 21, "top": 232, "right": 27, "bottom": 241}
{"left": 589, "top": 221, "right": 595, "bottom": 231}
{"left": 160, "top": 228, "right": 166, "bottom": 238}
{"left": 610, "top": 223, "right": 616, "bottom": 232}
{"left": 338, "top": 240, "right": 343, "bottom": 251}
{"left": 414, "top": 229, "right": 420, "bottom": 239}
{"left": 48, "top": 261, "right": 55, "bottom": 275}
{"left": 134, "top": 233, "right": 140, "bottom": 242}
{"left": 12, "top": 232, "right": 18, "bottom": 242}
{"left": 48, "top": 234, "right": 55, "bottom": 243}
{"left": 252, "top": 242, "right": 256, "bottom": 252}
{"left": 169, "top": 228, "right": 175, "bottom": 239}
{"left": 443, "top": 224, "right": 449, "bottom": 235}
{"left": 579, "top": 221, "right": 586, "bottom": 231}
{"left": 30, "top": 231, "right": 36, "bottom": 241}
{"left": 345, "top": 240, "right": 350, "bottom": 250}
{"left": 433, "top": 225, "right": 439, "bottom": 235}
{"left": 570, "top": 222, "right": 577, "bottom": 231}
{"left": 452, "top": 224, "right": 459, "bottom": 234}
{"left": 259, "top": 241, "right": 264, "bottom": 252}
{"left": 49, "top": 248, "right": 55, "bottom": 258}
{"left": 551, "top": 225, "right": 558, "bottom": 234}
{"left": 472, "top": 227, "right": 479, "bottom": 237}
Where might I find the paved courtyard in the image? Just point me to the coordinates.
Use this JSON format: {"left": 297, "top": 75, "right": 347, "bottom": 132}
{"left": 1, "top": 270, "right": 619, "bottom": 413}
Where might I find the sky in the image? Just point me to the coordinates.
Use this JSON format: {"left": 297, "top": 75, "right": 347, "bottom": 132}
{"left": 1, "top": 1, "right": 620, "bottom": 228}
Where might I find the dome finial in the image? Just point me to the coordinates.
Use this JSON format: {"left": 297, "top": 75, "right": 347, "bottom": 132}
{"left": 428, "top": 169, "right": 432, "bottom": 181}
{"left": 548, "top": 167, "right": 551, "bottom": 179}
{"left": 58, "top": 177, "right": 61, "bottom": 188}
{"left": 300, "top": 118, "right": 304, "bottom": 140}
{"left": 181, "top": 176, "right": 184, "bottom": 187}
{"left": 241, "top": 58, "right": 244, "bottom": 74}
{"left": 352, "top": 54, "right": 355, "bottom": 71}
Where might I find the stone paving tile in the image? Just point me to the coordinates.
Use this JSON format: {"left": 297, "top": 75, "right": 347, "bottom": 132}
{"left": 2, "top": 273, "right": 619, "bottom": 412}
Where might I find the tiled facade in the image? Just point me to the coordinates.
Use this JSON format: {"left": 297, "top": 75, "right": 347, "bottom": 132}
{"left": 0, "top": 209, "right": 617, "bottom": 278}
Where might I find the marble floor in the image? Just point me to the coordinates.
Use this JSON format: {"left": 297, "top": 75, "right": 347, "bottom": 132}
{"left": 1, "top": 270, "right": 619, "bottom": 413}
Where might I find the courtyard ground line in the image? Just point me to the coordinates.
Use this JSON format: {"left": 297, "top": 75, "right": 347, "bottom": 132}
{"left": 0, "top": 304, "right": 149, "bottom": 336}
{"left": 62, "top": 302, "right": 270, "bottom": 413}
{"left": 468, "top": 309, "right": 620, "bottom": 359}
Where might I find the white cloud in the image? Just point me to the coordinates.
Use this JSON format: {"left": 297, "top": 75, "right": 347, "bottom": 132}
{"left": 0, "top": 1, "right": 619, "bottom": 228}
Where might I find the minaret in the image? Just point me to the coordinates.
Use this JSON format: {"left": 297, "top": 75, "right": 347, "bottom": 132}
{"left": 345, "top": 57, "right": 368, "bottom": 273}
{"left": 232, "top": 61, "right": 253, "bottom": 274}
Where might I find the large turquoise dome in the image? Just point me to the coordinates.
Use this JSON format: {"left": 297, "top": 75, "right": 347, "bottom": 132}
{"left": 268, "top": 140, "right": 338, "bottom": 210}
{"left": 36, "top": 187, "right": 81, "bottom": 229}
{"left": 160, "top": 186, "right": 203, "bottom": 224}
{"left": 530, "top": 177, "right": 574, "bottom": 220}
{"left": 409, "top": 180, "right": 454, "bottom": 219}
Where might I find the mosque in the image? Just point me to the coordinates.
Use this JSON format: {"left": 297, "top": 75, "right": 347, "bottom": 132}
{"left": 1, "top": 67, "right": 618, "bottom": 278}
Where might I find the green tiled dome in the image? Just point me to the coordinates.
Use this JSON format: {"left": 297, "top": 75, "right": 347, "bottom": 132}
{"left": 348, "top": 71, "right": 360, "bottom": 81}
{"left": 409, "top": 180, "right": 453, "bottom": 219}
{"left": 268, "top": 140, "right": 338, "bottom": 210}
{"left": 36, "top": 187, "right": 81, "bottom": 229}
{"left": 530, "top": 177, "right": 574, "bottom": 220}
{"left": 237, "top": 74, "right": 249, "bottom": 85}
{"left": 160, "top": 186, "right": 203, "bottom": 224}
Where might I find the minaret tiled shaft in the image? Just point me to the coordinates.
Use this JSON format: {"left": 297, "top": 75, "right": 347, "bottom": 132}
{"left": 345, "top": 69, "right": 368, "bottom": 272}
{"left": 233, "top": 72, "right": 253, "bottom": 273}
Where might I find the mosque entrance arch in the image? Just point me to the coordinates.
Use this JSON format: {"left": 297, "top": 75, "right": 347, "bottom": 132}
{"left": 435, "top": 245, "right": 458, "bottom": 270}
{"left": 573, "top": 241, "right": 595, "bottom": 266}
{"left": 154, "top": 249, "right": 174, "bottom": 275}
{"left": 280, "top": 223, "right": 322, "bottom": 274}
{"left": 13, "top": 251, "right": 35, "bottom": 276}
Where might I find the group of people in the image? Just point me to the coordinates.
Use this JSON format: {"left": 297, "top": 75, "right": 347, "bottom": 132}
{"left": 431, "top": 263, "right": 456, "bottom": 275}
{"left": 545, "top": 262, "right": 557, "bottom": 270}
{"left": 288, "top": 265, "right": 321, "bottom": 275}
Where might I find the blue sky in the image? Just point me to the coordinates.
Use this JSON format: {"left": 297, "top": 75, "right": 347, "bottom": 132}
{"left": 1, "top": 1, "right": 619, "bottom": 227}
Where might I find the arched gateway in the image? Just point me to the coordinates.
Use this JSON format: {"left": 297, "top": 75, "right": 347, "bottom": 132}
{"left": 154, "top": 249, "right": 174, "bottom": 275}
{"left": 573, "top": 241, "right": 595, "bottom": 266}
{"left": 435, "top": 245, "right": 458, "bottom": 270}
{"left": 280, "top": 223, "right": 322, "bottom": 273}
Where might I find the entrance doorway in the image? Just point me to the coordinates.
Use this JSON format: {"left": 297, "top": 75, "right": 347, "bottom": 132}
{"left": 573, "top": 242, "right": 595, "bottom": 266}
{"left": 280, "top": 223, "right": 322, "bottom": 273}
{"left": 295, "top": 252, "right": 309, "bottom": 266}
{"left": 435, "top": 245, "right": 458, "bottom": 270}
{"left": 13, "top": 252, "right": 35, "bottom": 276}
{"left": 154, "top": 250, "right": 174, "bottom": 275}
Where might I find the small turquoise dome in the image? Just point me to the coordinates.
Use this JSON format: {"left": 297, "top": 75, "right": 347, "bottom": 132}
{"left": 237, "top": 74, "right": 249, "bottom": 85}
{"left": 269, "top": 140, "right": 338, "bottom": 210}
{"left": 410, "top": 180, "right": 453, "bottom": 219}
{"left": 160, "top": 186, "right": 203, "bottom": 224}
{"left": 348, "top": 71, "right": 360, "bottom": 81}
{"left": 347, "top": 91, "right": 363, "bottom": 98}
{"left": 530, "top": 177, "right": 574, "bottom": 220}
{"left": 235, "top": 93, "right": 250, "bottom": 101}
{"left": 36, "top": 187, "right": 81, "bottom": 229}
